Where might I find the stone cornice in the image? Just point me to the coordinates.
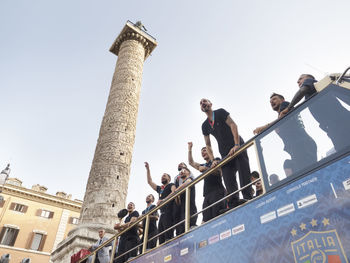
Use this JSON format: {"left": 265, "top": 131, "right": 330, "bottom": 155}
{"left": 0, "top": 244, "right": 51, "bottom": 256}
{"left": 2, "top": 184, "right": 82, "bottom": 212}
{"left": 109, "top": 21, "right": 157, "bottom": 59}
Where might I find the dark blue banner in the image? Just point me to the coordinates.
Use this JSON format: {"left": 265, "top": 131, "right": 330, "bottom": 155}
{"left": 132, "top": 154, "right": 350, "bottom": 263}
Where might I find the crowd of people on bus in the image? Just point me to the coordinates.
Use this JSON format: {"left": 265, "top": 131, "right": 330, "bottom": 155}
{"left": 87, "top": 74, "right": 350, "bottom": 263}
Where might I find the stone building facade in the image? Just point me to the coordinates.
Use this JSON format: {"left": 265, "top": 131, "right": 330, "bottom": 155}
{"left": 0, "top": 178, "right": 82, "bottom": 262}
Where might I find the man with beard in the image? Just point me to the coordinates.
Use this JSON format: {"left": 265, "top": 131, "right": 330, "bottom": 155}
{"left": 173, "top": 162, "right": 194, "bottom": 235}
{"left": 140, "top": 194, "right": 159, "bottom": 251}
{"left": 174, "top": 162, "right": 194, "bottom": 188}
{"left": 200, "top": 98, "right": 253, "bottom": 208}
{"left": 175, "top": 166, "right": 197, "bottom": 233}
{"left": 145, "top": 162, "right": 176, "bottom": 244}
{"left": 188, "top": 142, "right": 226, "bottom": 222}
{"left": 254, "top": 93, "right": 317, "bottom": 178}
{"left": 114, "top": 202, "right": 139, "bottom": 263}
{"left": 279, "top": 74, "right": 350, "bottom": 152}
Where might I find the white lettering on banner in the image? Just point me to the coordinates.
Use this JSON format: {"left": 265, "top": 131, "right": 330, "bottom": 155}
{"left": 180, "top": 247, "right": 188, "bottom": 256}
{"left": 287, "top": 177, "right": 318, "bottom": 194}
{"left": 260, "top": 211, "right": 276, "bottom": 224}
{"left": 277, "top": 203, "right": 295, "bottom": 217}
{"left": 220, "top": 229, "right": 232, "bottom": 240}
{"left": 232, "top": 224, "right": 245, "bottom": 235}
{"left": 297, "top": 194, "right": 318, "bottom": 209}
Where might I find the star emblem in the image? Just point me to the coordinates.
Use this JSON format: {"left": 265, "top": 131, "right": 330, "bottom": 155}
{"left": 322, "top": 217, "right": 330, "bottom": 226}
{"left": 291, "top": 228, "right": 297, "bottom": 236}
{"left": 299, "top": 223, "right": 306, "bottom": 230}
{"left": 310, "top": 219, "right": 317, "bottom": 227}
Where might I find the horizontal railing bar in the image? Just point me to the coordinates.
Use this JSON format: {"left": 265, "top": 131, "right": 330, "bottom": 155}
{"left": 79, "top": 141, "right": 255, "bottom": 262}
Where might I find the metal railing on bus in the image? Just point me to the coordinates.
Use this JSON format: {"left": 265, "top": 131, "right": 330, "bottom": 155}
{"left": 78, "top": 140, "right": 258, "bottom": 263}
{"left": 79, "top": 76, "right": 350, "bottom": 262}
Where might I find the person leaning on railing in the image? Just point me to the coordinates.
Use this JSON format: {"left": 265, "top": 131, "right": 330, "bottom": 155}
{"left": 254, "top": 93, "right": 317, "bottom": 177}
{"left": 173, "top": 162, "right": 194, "bottom": 236}
{"left": 139, "top": 194, "right": 159, "bottom": 252}
{"left": 87, "top": 229, "right": 111, "bottom": 263}
{"left": 188, "top": 142, "right": 226, "bottom": 222}
{"left": 279, "top": 74, "right": 350, "bottom": 152}
{"left": 174, "top": 166, "right": 198, "bottom": 234}
{"left": 113, "top": 202, "right": 139, "bottom": 263}
{"left": 200, "top": 98, "right": 253, "bottom": 208}
{"left": 145, "top": 162, "right": 176, "bottom": 244}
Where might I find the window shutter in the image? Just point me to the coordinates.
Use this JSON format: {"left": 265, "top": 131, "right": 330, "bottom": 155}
{"left": 49, "top": 212, "right": 54, "bottom": 219}
{"left": 68, "top": 217, "right": 73, "bottom": 224}
{"left": 0, "top": 227, "right": 6, "bottom": 243}
{"left": 26, "top": 232, "right": 34, "bottom": 249}
{"left": 36, "top": 209, "right": 42, "bottom": 216}
{"left": 0, "top": 200, "right": 5, "bottom": 208}
{"left": 38, "top": 234, "right": 47, "bottom": 251}
{"left": 22, "top": 205, "right": 28, "bottom": 213}
{"left": 9, "top": 203, "right": 15, "bottom": 210}
{"left": 9, "top": 229, "right": 19, "bottom": 246}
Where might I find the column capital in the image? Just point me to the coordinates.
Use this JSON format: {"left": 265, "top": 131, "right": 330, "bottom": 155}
{"left": 110, "top": 21, "right": 157, "bottom": 59}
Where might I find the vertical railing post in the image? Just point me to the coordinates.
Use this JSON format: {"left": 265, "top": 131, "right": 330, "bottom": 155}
{"left": 142, "top": 214, "right": 150, "bottom": 254}
{"left": 90, "top": 252, "right": 96, "bottom": 263}
{"left": 109, "top": 236, "right": 118, "bottom": 263}
{"left": 185, "top": 187, "right": 190, "bottom": 232}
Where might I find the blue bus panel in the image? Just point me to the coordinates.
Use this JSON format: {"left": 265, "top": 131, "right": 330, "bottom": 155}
{"left": 132, "top": 154, "right": 350, "bottom": 263}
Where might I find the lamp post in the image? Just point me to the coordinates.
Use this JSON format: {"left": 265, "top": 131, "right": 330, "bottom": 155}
{"left": 0, "top": 164, "right": 10, "bottom": 202}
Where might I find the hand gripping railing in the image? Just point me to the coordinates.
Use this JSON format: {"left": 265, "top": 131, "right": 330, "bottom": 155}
{"left": 78, "top": 140, "right": 256, "bottom": 263}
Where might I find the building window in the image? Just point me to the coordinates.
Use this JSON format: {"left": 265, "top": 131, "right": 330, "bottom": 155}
{"left": 9, "top": 203, "right": 28, "bottom": 213}
{"left": 30, "top": 233, "right": 46, "bottom": 251}
{"left": 36, "top": 209, "right": 54, "bottom": 219}
{"left": 0, "top": 227, "right": 19, "bottom": 246}
{"left": 69, "top": 217, "right": 79, "bottom": 225}
{"left": 30, "top": 233, "right": 43, "bottom": 250}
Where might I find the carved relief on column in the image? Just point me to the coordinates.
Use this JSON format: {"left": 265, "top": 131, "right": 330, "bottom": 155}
{"left": 80, "top": 34, "right": 154, "bottom": 226}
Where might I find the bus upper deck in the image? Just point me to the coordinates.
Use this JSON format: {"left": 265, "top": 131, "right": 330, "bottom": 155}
{"left": 80, "top": 69, "right": 350, "bottom": 263}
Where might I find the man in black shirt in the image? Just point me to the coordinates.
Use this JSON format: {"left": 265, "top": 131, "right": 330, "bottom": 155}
{"left": 175, "top": 166, "right": 197, "bottom": 234}
{"left": 200, "top": 99, "right": 253, "bottom": 208}
{"left": 145, "top": 162, "right": 176, "bottom": 244}
{"left": 173, "top": 162, "right": 194, "bottom": 236}
{"left": 279, "top": 74, "right": 350, "bottom": 152}
{"left": 188, "top": 142, "right": 225, "bottom": 222}
{"left": 140, "top": 194, "right": 158, "bottom": 251}
{"left": 254, "top": 93, "right": 317, "bottom": 177}
{"left": 114, "top": 202, "right": 139, "bottom": 263}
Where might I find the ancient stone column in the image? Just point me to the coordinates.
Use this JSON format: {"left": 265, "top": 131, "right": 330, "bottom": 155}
{"left": 51, "top": 21, "right": 157, "bottom": 262}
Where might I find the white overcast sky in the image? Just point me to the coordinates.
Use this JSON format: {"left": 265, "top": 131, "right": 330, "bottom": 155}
{"left": 1, "top": 0, "right": 349, "bottom": 214}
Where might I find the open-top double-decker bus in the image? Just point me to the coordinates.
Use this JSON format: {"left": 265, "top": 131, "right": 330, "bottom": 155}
{"left": 81, "top": 69, "right": 350, "bottom": 263}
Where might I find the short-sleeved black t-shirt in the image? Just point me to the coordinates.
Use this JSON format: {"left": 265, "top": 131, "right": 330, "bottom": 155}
{"left": 202, "top": 108, "right": 240, "bottom": 157}
{"left": 201, "top": 160, "right": 225, "bottom": 196}
{"left": 142, "top": 204, "right": 158, "bottom": 233}
{"left": 156, "top": 183, "right": 175, "bottom": 213}
{"left": 123, "top": 210, "right": 139, "bottom": 239}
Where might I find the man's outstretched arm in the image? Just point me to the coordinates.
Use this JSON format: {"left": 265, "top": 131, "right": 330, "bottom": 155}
{"left": 280, "top": 85, "right": 314, "bottom": 117}
{"left": 204, "top": 135, "right": 214, "bottom": 161}
{"left": 145, "top": 162, "right": 157, "bottom": 191}
{"left": 188, "top": 142, "right": 201, "bottom": 171}
{"left": 226, "top": 115, "right": 240, "bottom": 156}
